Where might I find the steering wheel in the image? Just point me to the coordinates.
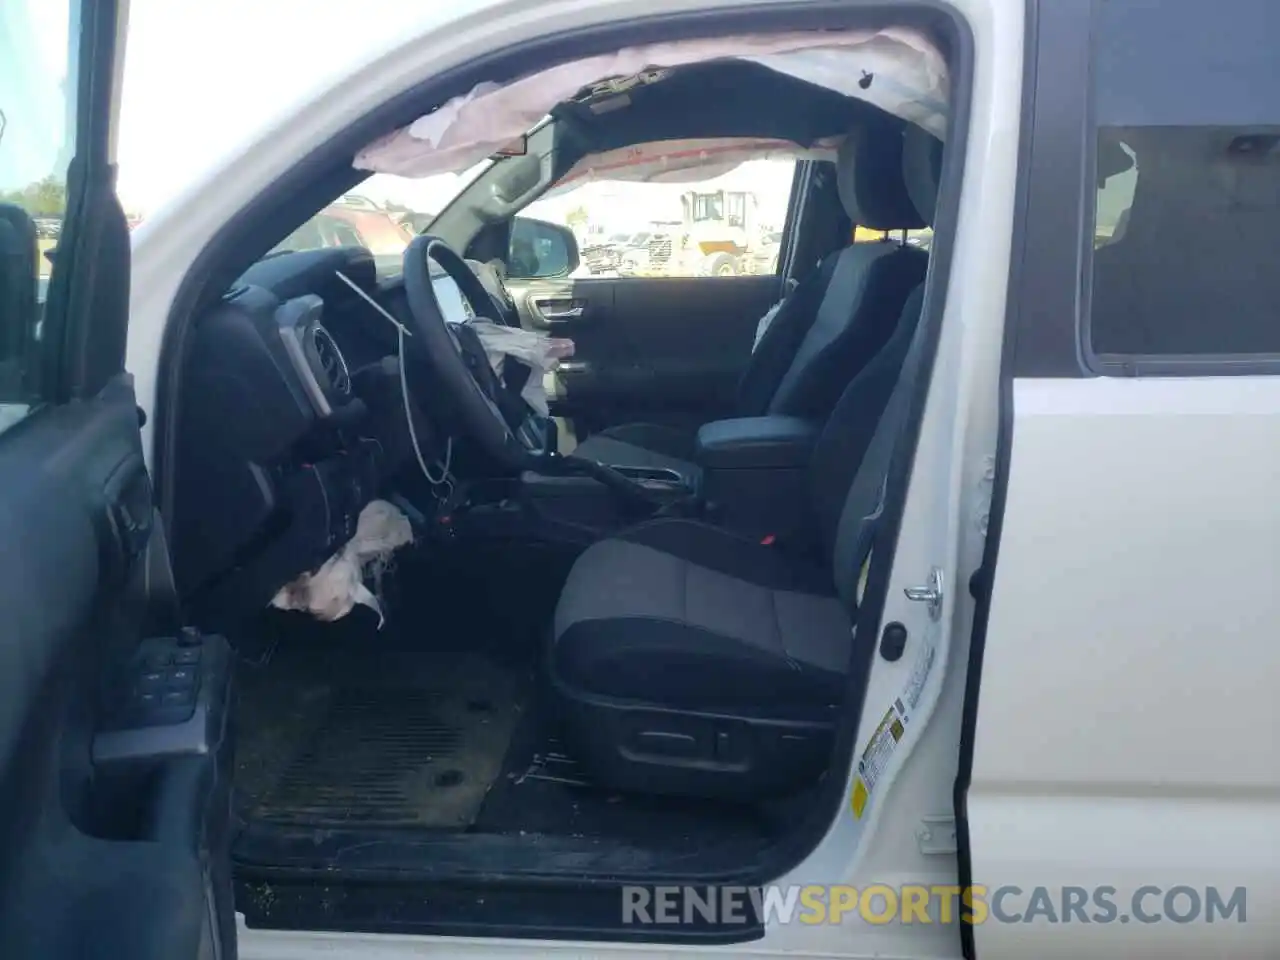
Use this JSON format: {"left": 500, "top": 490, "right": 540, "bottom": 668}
{"left": 401, "top": 234, "right": 539, "bottom": 467}
{"left": 401, "top": 235, "right": 674, "bottom": 515}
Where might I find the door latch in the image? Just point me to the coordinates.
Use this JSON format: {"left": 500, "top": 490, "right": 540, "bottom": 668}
{"left": 904, "top": 566, "right": 944, "bottom": 621}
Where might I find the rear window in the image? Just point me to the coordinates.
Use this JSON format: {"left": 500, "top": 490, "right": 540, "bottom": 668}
{"left": 1087, "top": 0, "right": 1280, "bottom": 359}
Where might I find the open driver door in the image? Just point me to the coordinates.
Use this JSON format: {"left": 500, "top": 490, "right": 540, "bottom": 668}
{"left": 0, "top": 2, "right": 238, "bottom": 958}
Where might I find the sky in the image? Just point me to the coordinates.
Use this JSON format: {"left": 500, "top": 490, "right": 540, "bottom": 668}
{"left": 114, "top": 0, "right": 796, "bottom": 224}
{"left": 115, "top": 0, "right": 474, "bottom": 214}
{"left": 0, "top": 1, "right": 73, "bottom": 192}
{"left": 2, "top": 0, "right": 813, "bottom": 230}
{"left": 3, "top": 0, "right": 451, "bottom": 206}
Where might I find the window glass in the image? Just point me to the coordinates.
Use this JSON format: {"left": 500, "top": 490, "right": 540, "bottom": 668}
{"left": 521, "top": 158, "right": 797, "bottom": 279}
{"left": 0, "top": 0, "right": 78, "bottom": 423}
{"left": 1088, "top": 0, "right": 1280, "bottom": 358}
{"left": 269, "top": 165, "right": 488, "bottom": 279}
{"left": 508, "top": 218, "right": 572, "bottom": 279}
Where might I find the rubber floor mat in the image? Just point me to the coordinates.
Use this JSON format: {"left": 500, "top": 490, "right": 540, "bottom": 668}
{"left": 236, "top": 650, "right": 523, "bottom": 829}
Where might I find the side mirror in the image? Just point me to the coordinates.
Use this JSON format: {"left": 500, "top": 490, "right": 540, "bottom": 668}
{"left": 507, "top": 216, "right": 579, "bottom": 280}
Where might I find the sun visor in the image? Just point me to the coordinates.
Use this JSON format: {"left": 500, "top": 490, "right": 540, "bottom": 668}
{"left": 355, "top": 28, "right": 948, "bottom": 179}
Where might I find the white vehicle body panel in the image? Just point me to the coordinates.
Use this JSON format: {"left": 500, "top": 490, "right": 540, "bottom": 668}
{"left": 969, "top": 376, "right": 1280, "bottom": 958}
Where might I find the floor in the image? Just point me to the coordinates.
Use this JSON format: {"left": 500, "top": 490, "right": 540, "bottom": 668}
{"left": 235, "top": 645, "right": 526, "bottom": 829}
{"left": 229, "top": 540, "right": 801, "bottom": 861}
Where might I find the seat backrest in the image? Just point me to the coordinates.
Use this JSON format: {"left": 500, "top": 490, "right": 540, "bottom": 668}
{"left": 735, "top": 112, "right": 930, "bottom": 422}
{"left": 809, "top": 285, "right": 925, "bottom": 597}
{"left": 804, "top": 123, "right": 944, "bottom": 605}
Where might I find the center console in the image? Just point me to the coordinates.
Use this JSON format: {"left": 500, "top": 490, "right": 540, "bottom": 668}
{"left": 511, "top": 416, "right": 818, "bottom": 543}
{"left": 695, "top": 416, "right": 818, "bottom": 541}
{"left": 518, "top": 461, "right": 698, "bottom": 535}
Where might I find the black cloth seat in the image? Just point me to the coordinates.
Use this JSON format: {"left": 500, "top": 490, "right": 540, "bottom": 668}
{"left": 573, "top": 113, "right": 930, "bottom": 479}
{"left": 548, "top": 125, "right": 943, "bottom": 800}
{"left": 554, "top": 518, "right": 851, "bottom": 715}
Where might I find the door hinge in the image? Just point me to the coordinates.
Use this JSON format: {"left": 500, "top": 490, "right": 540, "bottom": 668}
{"left": 916, "top": 815, "right": 957, "bottom": 855}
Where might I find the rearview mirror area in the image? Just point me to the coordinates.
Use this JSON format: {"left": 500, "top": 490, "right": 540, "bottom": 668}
{"left": 507, "top": 216, "right": 579, "bottom": 279}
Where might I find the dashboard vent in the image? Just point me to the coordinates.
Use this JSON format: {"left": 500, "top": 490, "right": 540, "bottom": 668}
{"left": 310, "top": 324, "right": 351, "bottom": 398}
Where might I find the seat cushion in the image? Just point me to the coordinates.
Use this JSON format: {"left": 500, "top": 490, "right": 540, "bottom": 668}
{"left": 551, "top": 519, "right": 852, "bottom": 715}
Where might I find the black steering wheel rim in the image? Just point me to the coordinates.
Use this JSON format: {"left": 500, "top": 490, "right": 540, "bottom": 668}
{"left": 401, "top": 234, "right": 528, "bottom": 467}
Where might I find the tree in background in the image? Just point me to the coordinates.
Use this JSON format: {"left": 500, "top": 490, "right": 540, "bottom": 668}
{"left": 0, "top": 176, "right": 68, "bottom": 217}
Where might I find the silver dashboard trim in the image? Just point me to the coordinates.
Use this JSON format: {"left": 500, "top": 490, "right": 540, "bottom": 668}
{"left": 279, "top": 324, "right": 333, "bottom": 418}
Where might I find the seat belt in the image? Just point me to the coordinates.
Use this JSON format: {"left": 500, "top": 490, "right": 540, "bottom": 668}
{"left": 832, "top": 316, "right": 930, "bottom": 612}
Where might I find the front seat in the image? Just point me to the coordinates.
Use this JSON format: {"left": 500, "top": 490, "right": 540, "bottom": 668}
{"left": 548, "top": 294, "right": 928, "bottom": 799}
{"left": 571, "top": 115, "right": 931, "bottom": 479}
{"left": 548, "top": 124, "right": 943, "bottom": 800}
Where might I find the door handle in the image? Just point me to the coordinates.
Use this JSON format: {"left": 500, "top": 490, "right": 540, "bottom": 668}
{"left": 533, "top": 299, "right": 584, "bottom": 320}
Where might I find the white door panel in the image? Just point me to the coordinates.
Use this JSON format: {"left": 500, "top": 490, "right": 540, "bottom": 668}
{"left": 970, "top": 376, "right": 1280, "bottom": 958}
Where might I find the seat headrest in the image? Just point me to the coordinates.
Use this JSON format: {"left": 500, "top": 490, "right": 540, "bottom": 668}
{"left": 902, "top": 124, "right": 943, "bottom": 226}
{"left": 836, "top": 115, "right": 926, "bottom": 232}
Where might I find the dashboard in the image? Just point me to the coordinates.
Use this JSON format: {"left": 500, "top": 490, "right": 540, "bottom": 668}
{"left": 170, "top": 246, "right": 426, "bottom": 625}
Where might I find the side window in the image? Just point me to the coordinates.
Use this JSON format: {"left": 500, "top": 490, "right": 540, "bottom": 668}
{"left": 1088, "top": 0, "right": 1280, "bottom": 360}
{"left": 519, "top": 157, "right": 797, "bottom": 280}
{"left": 0, "top": 0, "right": 77, "bottom": 425}
{"left": 508, "top": 217, "right": 572, "bottom": 279}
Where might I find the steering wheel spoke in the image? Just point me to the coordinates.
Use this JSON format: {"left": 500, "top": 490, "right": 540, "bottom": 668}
{"left": 402, "top": 235, "right": 536, "bottom": 467}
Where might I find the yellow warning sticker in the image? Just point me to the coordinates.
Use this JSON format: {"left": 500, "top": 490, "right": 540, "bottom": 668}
{"left": 851, "top": 777, "right": 870, "bottom": 818}
{"left": 852, "top": 706, "right": 902, "bottom": 819}
{"left": 849, "top": 615, "right": 942, "bottom": 821}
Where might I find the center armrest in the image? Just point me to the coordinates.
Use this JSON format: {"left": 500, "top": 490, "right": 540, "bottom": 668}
{"left": 695, "top": 416, "right": 819, "bottom": 470}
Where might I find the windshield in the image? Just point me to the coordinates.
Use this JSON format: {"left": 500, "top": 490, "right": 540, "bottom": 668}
{"left": 270, "top": 161, "right": 490, "bottom": 279}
